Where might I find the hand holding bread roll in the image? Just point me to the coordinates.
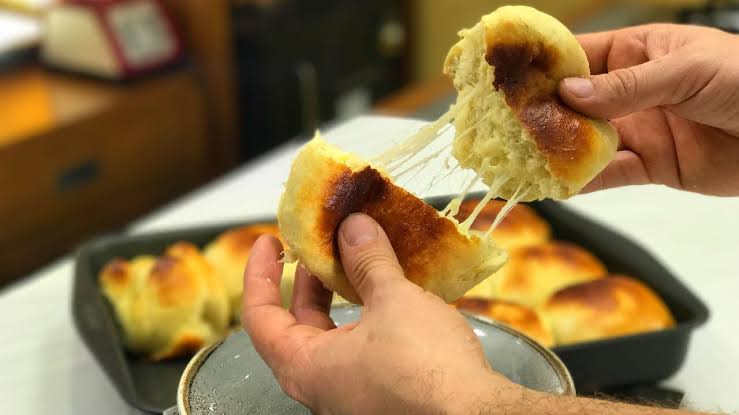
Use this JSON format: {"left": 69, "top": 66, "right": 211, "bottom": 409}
{"left": 277, "top": 136, "right": 506, "bottom": 304}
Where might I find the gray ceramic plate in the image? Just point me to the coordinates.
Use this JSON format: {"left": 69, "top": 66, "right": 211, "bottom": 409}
{"left": 167, "top": 305, "right": 574, "bottom": 415}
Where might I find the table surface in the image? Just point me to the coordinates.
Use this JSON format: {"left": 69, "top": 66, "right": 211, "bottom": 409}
{"left": 2, "top": 116, "right": 738, "bottom": 414}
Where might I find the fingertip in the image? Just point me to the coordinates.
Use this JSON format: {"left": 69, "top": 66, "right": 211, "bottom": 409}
{"left": 558, "top": 77, "right": 602, "bottom": 119}
{"left": 254, "top": 234, "right": 284, "bottom": 259}
{"left": 242, "top": 233, "right": 285, "bottom": 319}
{"left": 245, "top": 234, "right": 283, "bottom": 275}
{"left": 561, "top": 77, "right": 594, "bottom": 99}
{"left": 338, "top": 213, "right": 380, "bottom": 248}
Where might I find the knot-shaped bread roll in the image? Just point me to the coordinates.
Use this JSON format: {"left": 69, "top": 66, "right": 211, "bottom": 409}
{"left": 99, "top": 242, "right": 229, "bottom": 360}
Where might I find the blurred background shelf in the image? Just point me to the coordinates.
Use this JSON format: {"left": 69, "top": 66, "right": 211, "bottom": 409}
{"left": 0, "top": 66, "right": 209, "bottom": 284}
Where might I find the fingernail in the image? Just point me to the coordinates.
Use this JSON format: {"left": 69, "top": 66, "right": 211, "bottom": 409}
{"left": 563, "top": 77, "right": 594, "bottom": 98}
{"left": 341, "top": 214, "right": 378, "bottom": 246}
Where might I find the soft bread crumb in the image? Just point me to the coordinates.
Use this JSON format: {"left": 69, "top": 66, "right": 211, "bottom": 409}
{"left": 444, "top": 6, "right": 617, "bottom": 200}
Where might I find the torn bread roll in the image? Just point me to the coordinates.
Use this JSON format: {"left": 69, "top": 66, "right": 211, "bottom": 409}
{"left": 277, "top": 134, "right": 507, "bottom": 304}
{"left": 444, "top": 5, "right": 617, "bottom": 200}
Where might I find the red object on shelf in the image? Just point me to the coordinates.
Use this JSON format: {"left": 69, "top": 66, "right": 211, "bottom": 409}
{"left": 42, "top": 0, "right": 184, "bottom": 80}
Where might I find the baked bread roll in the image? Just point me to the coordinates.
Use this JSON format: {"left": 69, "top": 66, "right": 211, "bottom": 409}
{"left": 205, "top": 224, "right": 282, "bottom": 320}
{"left": 454, "top": 297, "right": 554, "bottom": 347}
{"left": 99, "top": 256, "right": 157, "bottom": 345}
{"left": 100, "top": 242, "right": 230, "bottom": 360}
{"left": 278, "top": 134, "right": 507, "bottom": 304}
{"left": 454, "top": 198, "right": 550, "bottom": 251}
{"left": 491, "top": 241, "right": 606, "bottom": 308}
{"left": 456, "top": 198, "right": 551, "bottom": 299}
{"left": 444, "top": 5, "right": 617, "bottom": 200}
{"left": 540, "top": 275, "right": 675, "bottom": 345}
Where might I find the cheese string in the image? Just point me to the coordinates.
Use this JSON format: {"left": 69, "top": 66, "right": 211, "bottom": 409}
{"left": 486, "top": 182, "right": 528, "bottom": 236}
{"left": 459, "top": 175, "right": 510, "bottom": 232}
{"left": 368, "top": 81, "right": 530, "bottom": 241}
{"left": 393, "top": 142, "right": 451, "bottom": 179}
{"left": 373, "top": 83, "right": 483, "bottom": 167}
{"left": 440, "top": 170, "right": 481, "bottom": 217}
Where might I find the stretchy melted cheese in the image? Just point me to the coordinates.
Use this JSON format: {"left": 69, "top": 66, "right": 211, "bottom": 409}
{"left": 278, "top": 6, "right": 618, "bottom": 303}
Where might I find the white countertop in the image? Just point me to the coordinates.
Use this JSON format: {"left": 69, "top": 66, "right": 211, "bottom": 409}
{"left": 2, "top": 116, "right": 738, "bottom": 414}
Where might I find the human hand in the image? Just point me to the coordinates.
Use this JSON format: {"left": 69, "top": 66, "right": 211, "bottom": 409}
{"left": 558, "top": 24, "right": 739, "bottom": 196}
{"left": 241, "top": 213, "right": 522, "bottom": 415}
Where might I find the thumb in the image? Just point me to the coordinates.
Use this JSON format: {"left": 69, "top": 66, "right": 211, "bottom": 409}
{"left": 337, "top": 213, "right": 407, "bottom": 304}
{"left": 559, "top": 56, "right": 686, "bottom": 119}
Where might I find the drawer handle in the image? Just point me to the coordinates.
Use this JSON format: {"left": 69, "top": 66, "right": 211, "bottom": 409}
{"left": 57, "top": 160, "right": 100, "bottom": 193}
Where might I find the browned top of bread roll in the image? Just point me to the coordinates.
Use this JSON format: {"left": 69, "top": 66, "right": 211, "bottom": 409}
{"left": 454, "top": 297, "right": 554, "bottom": 347}
{"left": 208, "top": 224, "right": 281, "bottom": 259}
{"left": 278, "top": 136, "right": 506, "bottom": 304}
{"left": 492, "top": 241, "right": 606, "bottom": 308}
{"left": 540, "top": 274, "right": 675, "bottom": 346}
{"left": 454, "top": 199, "right": 551, "bottom": 250}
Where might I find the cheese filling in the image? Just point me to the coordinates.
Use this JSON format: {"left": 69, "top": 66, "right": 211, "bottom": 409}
{"left": 440, "top": 171, "right": 481, "bottom": 217}
{"left": 373, "top": 83, "right": 482, "bottom": 167}
{"left": 373, "top": 83, "right": 526, "bottom": 243}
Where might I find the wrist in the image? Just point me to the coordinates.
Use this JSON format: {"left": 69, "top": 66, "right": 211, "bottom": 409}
{"left": 444, "top": 372, "right": 534, "bottom": 415}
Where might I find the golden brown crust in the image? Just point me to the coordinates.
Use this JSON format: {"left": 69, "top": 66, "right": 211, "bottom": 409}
{"left": 215, "top": 224, "right": 281, "bottom": 258}
{"left": 316, "top": 166, "right": 472, "bottom": 290}
{"left": 547, "top": 277, "right": 620, "bottom": 311}
{"left": 454, "top": 297, "right": 554, "bottom": 347}
{"left": 99, "top": 242, "right": 229, "bottom": 360}
{"left": 541, "top": 275, "right": 675, "bottom": 345}
{"left": 454, "top": 199, "right": 550, "bottom": 249}
{"left": 492, "top": 241, "right": 606, "bottom": 308}
{"left": 278, "top": 137, "right": 506, "bottom": 304}
{"left": 485, "top": 35, "right": 597, "bottom": 182}
{"left": 149, "top": 255, "right": 199, "bottom": 307}
{"left": 99, "top": 258, "right": 131, "bottom": 298}
{"left": 506, "top": 242, "right": 603, "bottom": 289}
{"left": 101, "top": 258, "right": 129, "bottom": 282}
{"left": 152, "top": 333, "right": 206, "bottom": 361}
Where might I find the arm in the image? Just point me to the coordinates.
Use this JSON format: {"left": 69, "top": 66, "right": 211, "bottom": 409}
{"left": 242, "top": 213, "right": 710, "bottom": 415}
{"left": 474, "top": 385, "right": 705, "bottom": 415}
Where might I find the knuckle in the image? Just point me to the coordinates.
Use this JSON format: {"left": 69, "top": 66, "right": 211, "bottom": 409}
{"left": 608, "top": 68, "right": 640, "bottom": 103}
{"left": 348, "top": 249, "right": 403, "bottom": 292}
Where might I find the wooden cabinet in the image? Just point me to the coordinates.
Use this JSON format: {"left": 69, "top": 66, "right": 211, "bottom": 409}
{"left": 0, "top": 68, "right": 209, "bottom": 284}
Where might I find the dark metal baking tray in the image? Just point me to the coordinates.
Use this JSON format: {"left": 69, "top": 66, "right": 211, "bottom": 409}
{"left": 72, "top": 197, "right": 708, "bottom": 413}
